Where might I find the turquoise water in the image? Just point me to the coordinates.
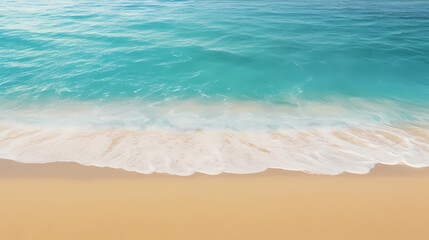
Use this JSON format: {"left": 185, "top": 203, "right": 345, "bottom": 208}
{"left": 0, "top": 0, "right": 428, "bottom": 175}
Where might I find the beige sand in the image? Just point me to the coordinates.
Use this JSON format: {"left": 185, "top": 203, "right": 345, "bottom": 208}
{"left": 1, "top": 158, "right": 429, "bottom": 240}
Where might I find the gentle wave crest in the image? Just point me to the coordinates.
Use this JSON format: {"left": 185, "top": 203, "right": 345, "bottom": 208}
{"left": 1, "top": 123, "right": 428, "bottom": 176}
{"left": 0, "top": 99, "right": 428, "bottom": 175}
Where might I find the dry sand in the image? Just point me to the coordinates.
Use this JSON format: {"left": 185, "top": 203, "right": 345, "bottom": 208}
{"left": 1, "top": 158, "right": 429, "bottom": 240}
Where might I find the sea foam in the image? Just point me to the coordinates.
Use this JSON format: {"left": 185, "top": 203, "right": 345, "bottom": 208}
{"left": 0, "top": 99, "right": 428, "bottom": 176}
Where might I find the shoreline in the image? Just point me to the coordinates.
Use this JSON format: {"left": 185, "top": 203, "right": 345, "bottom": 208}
{"left": 2, "top": 123, "right": 428, "bottom": 176}
{"left": 1, "top": 158, "right": 429, "bottom": 239}
{"left": 2, "top": 158, "right": 429, "bottom": 179}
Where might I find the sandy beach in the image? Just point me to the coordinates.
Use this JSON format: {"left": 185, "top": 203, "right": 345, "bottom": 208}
{"left": 1, "top": 158, "right": 429, "bottom": 240}
{"left": 2, "top": 0, "right": 429, "bottom": 239}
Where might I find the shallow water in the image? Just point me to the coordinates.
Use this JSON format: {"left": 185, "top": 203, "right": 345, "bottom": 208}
{"left": 1, "top": 0, "right": 428, "bottom": 175}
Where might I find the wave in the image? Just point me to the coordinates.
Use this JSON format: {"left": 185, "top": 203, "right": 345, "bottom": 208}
{"left": 0, "top": 123, "right": 428, "bottom": 176}
{"left": 0, "top": 98, "right": 428, "bottom": 176}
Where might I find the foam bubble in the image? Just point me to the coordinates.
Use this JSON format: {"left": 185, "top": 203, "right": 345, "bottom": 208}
{"left": 0, "top": 98, "right": 428, "bottom": 175}
{"left": 0, "top": 123, "right": 428, "bottom": 176}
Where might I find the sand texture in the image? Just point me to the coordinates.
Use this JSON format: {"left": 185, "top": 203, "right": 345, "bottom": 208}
{"left": 1, "top": 159, "right": 429, "bottom": 240}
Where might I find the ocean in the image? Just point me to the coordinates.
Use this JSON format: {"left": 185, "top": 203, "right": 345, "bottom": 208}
{"left": 1, "top": 0, "right": 428, "bottom": 175}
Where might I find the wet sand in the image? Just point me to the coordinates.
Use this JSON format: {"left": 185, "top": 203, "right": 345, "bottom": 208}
{"left": 1, "top": 158, "right": 429, "bottom": 240}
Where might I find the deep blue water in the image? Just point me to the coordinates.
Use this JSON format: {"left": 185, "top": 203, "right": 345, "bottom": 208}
{"left": 1, "top": 0, "right": 428, "bottom": 107}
